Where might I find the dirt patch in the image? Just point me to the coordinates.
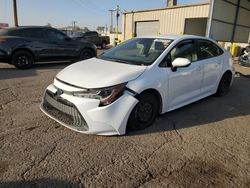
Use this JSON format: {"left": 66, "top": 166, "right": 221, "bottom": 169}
{"left": 0, "top": 161, "right": 10, "bottom": 174}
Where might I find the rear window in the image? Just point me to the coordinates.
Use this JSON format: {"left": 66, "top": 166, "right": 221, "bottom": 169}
{"left": 0, "top": 29, "right": 21, "bottom": 36}
{"left": 197, "top": 40, "right": 224, "bottom": 60}
{"left": 85, "top": 32, "right": 97, "bottom": 37}
{"left": 72, "top": 32, "right": 84, "bottom": 38}
{"left": 0, "top": 29, "right": 8, "bottom": 36}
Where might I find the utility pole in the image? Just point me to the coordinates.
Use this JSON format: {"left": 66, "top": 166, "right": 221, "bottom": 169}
{"left": 72, "top": 21, "right": 77, "bottom": 31}
{"left": 13, "top": 0, "right": 18, "bottom": 27}
{"left": 108, "top": 9, "right": 115, "bottom": 33}
{"left": 115, "top": 5, "right": 120, "bottom": 44}
{"left": 105, "top": 24, "right": 108, "bottom": 35}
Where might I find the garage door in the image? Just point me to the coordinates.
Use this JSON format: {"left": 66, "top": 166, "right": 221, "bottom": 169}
{"left": 135, "top": 21, "right": 160, "bottom": 37}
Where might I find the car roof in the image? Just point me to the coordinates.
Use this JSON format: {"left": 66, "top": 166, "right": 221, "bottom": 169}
{"left": 2, "top": 26, "right": 54, "bottom": 30}
{"left": 138, "top": 34, "right": 209, "bottom": 41}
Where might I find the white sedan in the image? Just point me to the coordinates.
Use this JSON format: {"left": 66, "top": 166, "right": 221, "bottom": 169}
{"left": 40, "top": 35, "right": 234, "bottom": 135}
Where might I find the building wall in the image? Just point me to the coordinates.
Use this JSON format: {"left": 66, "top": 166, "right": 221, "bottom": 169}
{"left": 123, "top": 3, "right": 210, "bottom": 40}
{"left": 209, "top": 0, "right": 250, "bottom": 43}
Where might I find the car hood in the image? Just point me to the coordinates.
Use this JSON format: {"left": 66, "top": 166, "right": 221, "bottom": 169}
{"left": 56, "top": 58, "right": 146, "bottom": 88}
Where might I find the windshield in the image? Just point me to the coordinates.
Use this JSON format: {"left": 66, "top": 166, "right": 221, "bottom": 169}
{"left": 99, "top": 38, "right": 172, "bottom": 66}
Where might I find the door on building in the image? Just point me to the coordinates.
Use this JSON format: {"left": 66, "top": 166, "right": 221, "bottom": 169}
{"left": 184, "top": 18, "right": 207, "bottom": 36}
{"left": 135, "top": 21, "right": 160, "bottom": 37}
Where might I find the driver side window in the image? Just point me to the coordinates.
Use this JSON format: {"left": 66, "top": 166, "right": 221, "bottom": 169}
{"left": 160, "top": 40, "right": 197, "bottom": 67}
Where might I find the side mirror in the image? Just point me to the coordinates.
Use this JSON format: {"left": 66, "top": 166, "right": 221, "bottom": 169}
{"left": 172, "top": 58, "right": 191, "bottom": 68}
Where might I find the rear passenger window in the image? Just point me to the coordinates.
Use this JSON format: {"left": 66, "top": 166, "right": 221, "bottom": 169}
{"left": 6, "top": 29, "right": 21, "bottom": 36}
{"left": 197, "top": 40, "right": 223, "bottom": 60}
{"left": 45, "top": 29, "right": 66, "bottom": 40}
{"left": 21, "top": 29, "right": 45, "bottom": 39}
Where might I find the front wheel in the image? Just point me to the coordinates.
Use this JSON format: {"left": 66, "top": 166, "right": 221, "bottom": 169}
{"left": 127, "top": 93, "right": 159, "bottom": 130}
{"left": 12, "top": 50, "right": 34, "bottom": 69}
{"left": 216, "top": 72, "right": 232, "bottom": 97}
{"left": 79, "top": 49, "right": 94, "bottom": 61}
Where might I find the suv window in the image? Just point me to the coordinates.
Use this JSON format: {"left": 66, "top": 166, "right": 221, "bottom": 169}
{"left": 20, "top": 28, "right": 45, "bottom": 38}
{"left": 0, "top": 29, "right": 21, "bottom": 37}
{"left": 85, "top": 32, "right": 97, "bottom": 37}
{"left": 197, "top": 40, "right": 223, "bottom": 60}
{"left": 45, "top": 29, "right": 66, "bottom": 40}
{"left": 72, "top": 32, "right": 84, "bottom": 38}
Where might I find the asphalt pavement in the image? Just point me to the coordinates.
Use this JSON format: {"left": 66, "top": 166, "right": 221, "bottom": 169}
{"left": 0, "top": 58, "right": 249, "bottom": 188}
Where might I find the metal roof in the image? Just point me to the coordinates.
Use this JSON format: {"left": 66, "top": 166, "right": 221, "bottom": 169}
{"left": 137, "top": 34, "right": 210, "bottom": 40}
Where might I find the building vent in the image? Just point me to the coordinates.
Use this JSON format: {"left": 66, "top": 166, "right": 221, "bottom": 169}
{"left": 167, "top": 0, "right": 177, "bottom": 7}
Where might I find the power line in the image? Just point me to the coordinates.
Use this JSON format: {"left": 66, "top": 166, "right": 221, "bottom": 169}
{"left": 72, "top": 21, "right": 77, "bottom": 31}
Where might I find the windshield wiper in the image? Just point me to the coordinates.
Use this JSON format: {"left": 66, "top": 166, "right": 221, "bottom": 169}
{"left": 99, "top": 56, "right": 128, "bottom": 64}
{"left": 99, "top": 56, "right": 146, "bottom": 66}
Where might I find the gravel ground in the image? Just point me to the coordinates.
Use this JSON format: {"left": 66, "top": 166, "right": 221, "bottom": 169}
{"left": 0, "top": 57, "right": 249, "bottom": 188}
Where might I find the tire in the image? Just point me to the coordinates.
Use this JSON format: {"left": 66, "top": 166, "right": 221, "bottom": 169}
{"left": 216, "top": 72, "right": 232, "bottom": 97}
{"left": 79, "top": 49, "right": 94, "bottom": 61}
{"left": 12, "top": 50, "right": 34, "bottom": 69}
{"left": 239, "top": 54, "right": 250, "bottom": 67}
{"left": 127, "top": 93, "right": 159, "bottom": 130}
{"left": 101, "top": 41, "right": 107, "bottom": 49}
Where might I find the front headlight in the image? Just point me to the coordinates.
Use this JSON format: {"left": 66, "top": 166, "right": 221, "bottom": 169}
{"left": 72, "top": 83, "right": 126, "bottom": 106}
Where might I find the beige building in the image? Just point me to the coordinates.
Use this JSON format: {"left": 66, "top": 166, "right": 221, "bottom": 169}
{"left": 122, "top": 0, "right": 250, "bottom": 43}
{"left": 122, "top": 2, "right": 210, "bottom": 40}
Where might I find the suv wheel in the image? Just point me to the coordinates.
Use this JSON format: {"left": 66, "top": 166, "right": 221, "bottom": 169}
{"left": 127, "top": 93, "right": 159, "bottom": 130}
{"left": 101, "top": 41, "right": 107, "bottom": 49}
{"left": 12, "top": 50, "right": 34, "bottom": 69}
{"left": 79, "top": 49, "right": 94, "bottom": 60}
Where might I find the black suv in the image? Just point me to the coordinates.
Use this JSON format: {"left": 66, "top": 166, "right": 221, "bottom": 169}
{"left": 0, "top": 26, "right": 97, "bottom": 69}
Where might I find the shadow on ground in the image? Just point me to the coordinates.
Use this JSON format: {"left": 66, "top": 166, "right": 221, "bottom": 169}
{"left": 0, "top": 62, "right": 71, "bottom": 80}
{"left": 127, "top": 74, "right": 250, "bottom": 136}
{"left": 0, "top": 178, "right": 79, "bottom": 188}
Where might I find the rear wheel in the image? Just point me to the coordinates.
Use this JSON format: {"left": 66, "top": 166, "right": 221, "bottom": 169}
{"left": 127, "top": 93, "right": 159, "bottom": 130}
{"left": 101, "top": 41, "right": 107, "bottom": 49}
{"left": 216, "top": 72, "right": 232, "bottom": 97}
{"left": 12, "top": 50, "right": 34, "bottom": 69}
{"left": 79, "top": 49, "right": 94, "bottom": 60}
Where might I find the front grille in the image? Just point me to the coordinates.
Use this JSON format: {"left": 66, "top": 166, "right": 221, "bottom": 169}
{"left": 42, "top": 90, "right": 88, "bottom": 131}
